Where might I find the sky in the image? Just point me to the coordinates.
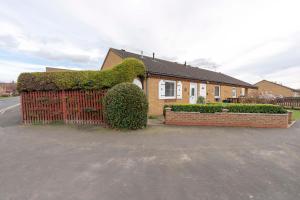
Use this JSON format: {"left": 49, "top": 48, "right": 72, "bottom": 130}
{"left": 0, "top": 0, "right": 299, "bottom": 88}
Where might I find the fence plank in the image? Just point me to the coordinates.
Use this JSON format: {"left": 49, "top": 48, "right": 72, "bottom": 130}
{"left": 20, "top": 90, "right": 106, "bottom": 125}
{"left": 226, "top": 97, "right": 300, "bottom": 108}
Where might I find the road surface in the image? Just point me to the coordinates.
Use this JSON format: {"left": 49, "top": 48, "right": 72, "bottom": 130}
{"left": 0, "top": 96, "right": 20, "bottom": 110}
{"left": 0, "top": 96, "right": 21, "bottom": 127}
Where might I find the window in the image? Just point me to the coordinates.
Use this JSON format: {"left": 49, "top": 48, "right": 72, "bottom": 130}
{"left": 214, "top": 85, "right": 220, "bottom": 98}
{"left": 241, "top": 88, "right": 245, "bottom": 96}
{"left": 232, "top": 87, "right": 237, "bottom": 98}
{"left": 159, "top": 80, "right": 176, "bottom": 99}
{"left": 177, "top": 81, "right": 182, "bottom": 99}
{"left": 165, "top": 82, "right": 175, "bottom": 97}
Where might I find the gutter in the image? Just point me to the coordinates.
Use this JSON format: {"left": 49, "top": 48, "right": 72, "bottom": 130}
{"left": 147, "top": 71, "right": 258, "bottom": 89}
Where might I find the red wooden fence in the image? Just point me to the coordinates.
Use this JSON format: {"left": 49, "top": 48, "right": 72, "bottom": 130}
{"left": 226, "top": 97, "right": 300, "bottom": 108}
{"left": 21, "top": 90, "right": 106, "bottom": 124}
{"left": 272, "top": 97, "right": 300, "bottom": 108}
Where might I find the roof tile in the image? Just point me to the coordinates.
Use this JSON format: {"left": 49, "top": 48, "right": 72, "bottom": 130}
{"left": 111, "top": 48, "right": 256, "bottom": 88}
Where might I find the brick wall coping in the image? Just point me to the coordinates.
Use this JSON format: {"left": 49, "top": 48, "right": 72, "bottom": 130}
{"left": 167, "top": 111, "right": 288, "bottom": 116}
{"left": 165, "top": 109, "right": 291, "bottom": 128}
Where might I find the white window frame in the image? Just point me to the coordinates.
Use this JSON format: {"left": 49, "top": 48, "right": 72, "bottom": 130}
{"left": 232, "top": 87, "right": 237, "bottom": 98}
{"left": 159, "top": 80, "right": 176, "bottom": 99}
{"left": 241, "top": 88, "right": 245, "bottom": 96}
{"left": 177, "top": 81, "right": 182, "bottom": 99}
{"left": 214, "top": 85, "right": 221, "bottom": 98}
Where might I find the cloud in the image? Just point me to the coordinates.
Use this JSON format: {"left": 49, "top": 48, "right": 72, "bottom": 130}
{"left": 0, "top": 0, "right": 299, "bottom": 88}
{"left": 265, "top": 66, "right": 300, "bottom": 89}
{"left": 0, "top": 59, "right": 82, "bottom": 82}
{"left": 0, "top": 21, "right": 102, "bottom": 64}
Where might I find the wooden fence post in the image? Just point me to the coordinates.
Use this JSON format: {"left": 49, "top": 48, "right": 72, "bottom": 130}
{"left": 61, "top": 90, "right": 67, "bottom": 124}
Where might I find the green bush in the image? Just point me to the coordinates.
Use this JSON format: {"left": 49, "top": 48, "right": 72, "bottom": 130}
{"left": 17, "top": 58, "right": 145, "bottom": 92}
{"left": 225, "top": 104, "right": 287, "bottom": 114}
{"left": 164, "top": 103, "right": 287, "bottom": 114}
{"left": 197, "top": 96, "right": 206, "bottom": 104}
{"left": 103, "top": 83, "right": 148, "bottom": 129}
{"left": 165, "top": 104, "right": 223, "bottom": 113}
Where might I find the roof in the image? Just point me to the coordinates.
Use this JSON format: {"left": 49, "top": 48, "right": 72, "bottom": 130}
{"left": 46, "top": 67, "right": 73, "bottom": 72}
{"left": 109, "top": 48, "right": 256, "bottom": 88}
{"left": 255, "top": 80, "right": 300, "bottom": 92}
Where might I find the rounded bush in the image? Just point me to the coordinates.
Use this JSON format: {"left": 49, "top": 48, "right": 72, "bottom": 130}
{"left": 103, "top": 83, "right": 148, "bottom": 129}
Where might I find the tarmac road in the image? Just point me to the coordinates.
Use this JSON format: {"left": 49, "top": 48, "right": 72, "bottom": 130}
{"left": 1, "top": 97, "right": 300, "bottom": 200}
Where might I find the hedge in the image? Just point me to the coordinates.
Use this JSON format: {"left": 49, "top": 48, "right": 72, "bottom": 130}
{"left": 164, "top": 104, "right": 223, "bottom": 114}
{"left": 103, "top": 83, "right": 148, "bottom": 129}
{"left": 17, "top": 58, "right": 145, "bottom": 92}
{"left": 164, "top": 104, "right": 287, "bottom": 114}
{"left": 225, "top": 104, "right": 287, "bottom": 114}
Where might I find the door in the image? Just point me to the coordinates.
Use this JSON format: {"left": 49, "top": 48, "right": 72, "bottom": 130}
{"left": 189, "top": 82, "right": 197, "bottom": 104}
{"left": 199, "top": 83, "right": 207, "bottom": 98}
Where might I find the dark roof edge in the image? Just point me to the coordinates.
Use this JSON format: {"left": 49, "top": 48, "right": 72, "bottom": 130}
{"left": 148, "top": 72, "right": 257, "bottom": 89}
{"left": 111, "top": 48, "right": 257, "bottom": 89}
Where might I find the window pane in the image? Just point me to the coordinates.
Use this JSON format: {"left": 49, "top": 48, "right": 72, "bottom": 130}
{"left": 191, "top": 88, "right": 195, "bottom": 96}
{"left": 214, "top": 86, "right": 220, "bottom": 96}
{"left": 232, "top": 88, "right": 236, "bottom": 97}
{"left": 165, "top": 82, "right": 175, "bottom": 97}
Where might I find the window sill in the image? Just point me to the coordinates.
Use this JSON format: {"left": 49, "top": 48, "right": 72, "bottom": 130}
{"left": 159, "top": 96, "right": 176, "bottom": 100}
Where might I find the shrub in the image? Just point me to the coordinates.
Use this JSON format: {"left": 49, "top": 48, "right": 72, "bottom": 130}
{"left": 164, "top": 103, "right": 287, "bottom": 114}
{"left": 164, "top": 104, "right": 223, "bottom": 113}
{"left": 225, "top": 104, "right": 287, "bottom": 114}
{"left": 197, "top": 96, "right": 206, "bottom": 104}
{"left": 17, "top": 58, "right": 145, "bottom": 92}
{"left": 103, "top": 83, "right": 148, "bottom": 129}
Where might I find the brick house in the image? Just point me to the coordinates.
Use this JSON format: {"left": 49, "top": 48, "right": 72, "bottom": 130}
{"left": 0, "top": 82, "right": 17, "bottom": 96}
{"left": 254, "top": 80, "right": 300, "bottom": 98}
{"left": 101, "top": 48, "right": 257, "bottom": 115}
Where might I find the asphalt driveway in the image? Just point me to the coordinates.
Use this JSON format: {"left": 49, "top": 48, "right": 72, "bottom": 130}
{"left": 0, "top": 102, "right": 300, "bottom": 200}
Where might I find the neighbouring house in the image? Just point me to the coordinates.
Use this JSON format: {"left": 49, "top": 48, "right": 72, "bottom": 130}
{"left": 101, "top": 48, "right": 257, "bottom": 115}
{"left": 0, "top": 82, "right": 17, "bottom": 96}
{"left": 254, "top": 80, "right": 300, "bottom": 98}
{"left": 46, "top": 67, "right": 73, "bottom": 72}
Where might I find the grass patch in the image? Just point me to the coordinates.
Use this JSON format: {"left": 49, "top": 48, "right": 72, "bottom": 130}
{"left": 290, "top": 110, "right": 300, "bottom": 121}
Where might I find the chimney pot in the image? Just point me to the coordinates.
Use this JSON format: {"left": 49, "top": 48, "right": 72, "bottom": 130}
{"left": 152, "top": 52, "right": 155, "bottom": 60}
{"left": 141, "top": 50, "right": 144, "bottom": 58}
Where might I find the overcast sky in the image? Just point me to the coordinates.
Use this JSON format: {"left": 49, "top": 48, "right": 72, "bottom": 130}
{"left": 0, "top": 0, "right": 299, "bottom": 88}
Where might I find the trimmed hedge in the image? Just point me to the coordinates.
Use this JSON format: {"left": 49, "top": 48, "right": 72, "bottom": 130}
{"left": 165, "top": 104, "right": 223, "bottom": 114}
{"left": 164, "top": 104, "right": 287, "bottom": 114}
{"left": 103, "top": 83, "right": 148, "bottom": 129}
{"left": 225, "top": 104, "right": 287, "bottom": 114}
{"left": 17, "top": 58, "right": 145, "bottom": 92}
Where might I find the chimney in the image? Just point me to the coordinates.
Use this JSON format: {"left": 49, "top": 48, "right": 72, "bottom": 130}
{"left": 184, "top": 61, "right": 187, "bottom": 67}
{"left": 141, "top": 50, "right": 144, "bottom": 58}
{"left": 152, "top": 52, "right": 155, "bottom": 60}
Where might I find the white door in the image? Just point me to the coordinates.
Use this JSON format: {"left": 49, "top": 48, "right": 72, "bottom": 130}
{"left": 189, "top": 83, "right": 197, "bottom": 104}
{"left": 199, "top": 83, "right": 207, "bottom": 98}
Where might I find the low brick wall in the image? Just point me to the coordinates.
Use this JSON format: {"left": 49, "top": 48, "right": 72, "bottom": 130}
{"left": 165, "top": 108, "right": 289, "bottom": 128}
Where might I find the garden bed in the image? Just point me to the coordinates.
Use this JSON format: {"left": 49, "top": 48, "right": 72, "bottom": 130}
{"left": 164, "top": 104, "right": 292, "bottom": 128}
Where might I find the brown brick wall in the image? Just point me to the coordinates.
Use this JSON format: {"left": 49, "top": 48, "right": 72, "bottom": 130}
{"left": 101, "top": 50, "right": 123, "bottom": 70}
{"left": 147, "top": 76, "right": 250, "bottom": 115}
{"left": 165, "top": 109, "right": 289, "bottom": 128}
{"left": 255, "top": 80, "right": 294, "bottom": 97}
{"left": 100, "top": 50, "right": 256, "bottom": 116}
{"left": 147, "top": 76, "right": 190, "bottom": 115}
{"left": 206, "top": 84, "right": 241, "bottom": 102}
